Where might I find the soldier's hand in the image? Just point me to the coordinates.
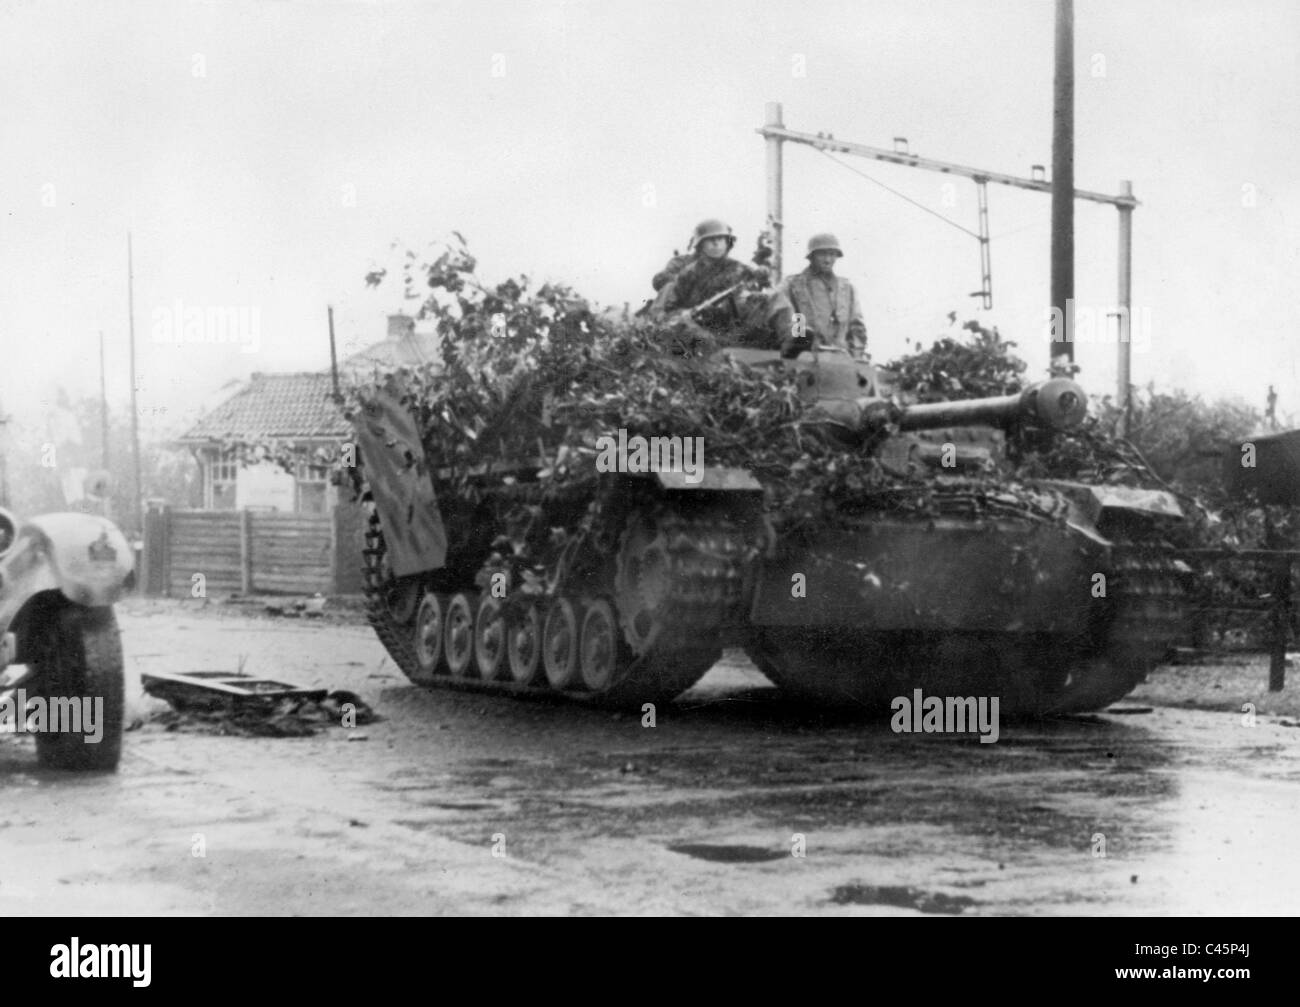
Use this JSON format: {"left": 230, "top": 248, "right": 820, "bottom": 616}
{"left": 780, "top": 334, "right": 812, "bottom": 359}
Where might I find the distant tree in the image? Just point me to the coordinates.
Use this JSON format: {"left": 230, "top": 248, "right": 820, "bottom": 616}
{"left": 1092, "top": 383, "right": 1262, "bottom": 503}
{"left": 0, "top": 391, "right": 199, "bottom": 527}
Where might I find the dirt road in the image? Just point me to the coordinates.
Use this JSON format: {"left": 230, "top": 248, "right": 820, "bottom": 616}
{"left": 2, "top": 599, "right": 1298, "bottom": 915}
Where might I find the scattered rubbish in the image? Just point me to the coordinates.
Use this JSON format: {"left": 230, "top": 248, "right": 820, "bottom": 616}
{"left": 142, "top": 670, "right": 377, "bottom": 737}
{"left": 142, "top": 670, "right": 326, "bottom": 711}
{"left": 259, "top": 595, "right": 333, "bottom": 619}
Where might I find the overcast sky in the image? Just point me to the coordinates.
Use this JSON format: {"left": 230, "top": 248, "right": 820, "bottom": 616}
{"left": 1, "top": 0, "right": 1296, "bottom": 439}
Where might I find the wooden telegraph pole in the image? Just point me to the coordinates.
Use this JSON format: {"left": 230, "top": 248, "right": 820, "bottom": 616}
{"left": 127, "top": 233, "right": 143, "bottom": 534}
{"left": 1048, "top": 0, "right": 1075, "bottom": 374}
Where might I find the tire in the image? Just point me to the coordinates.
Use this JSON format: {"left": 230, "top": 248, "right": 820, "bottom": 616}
{"left": 30, "top": 604, "right": 124, "bottom": 772}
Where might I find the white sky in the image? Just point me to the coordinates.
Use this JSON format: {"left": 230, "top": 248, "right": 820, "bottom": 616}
{"left": 1, "top": 0, "right": 1297, "bottom": 438}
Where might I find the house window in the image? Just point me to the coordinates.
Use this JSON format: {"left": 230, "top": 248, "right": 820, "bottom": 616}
{"left": 295, "top": 460, "right": 330, "bottom": 515}
{"left": 209, "top": 452, "right": 238, "bottom": 510}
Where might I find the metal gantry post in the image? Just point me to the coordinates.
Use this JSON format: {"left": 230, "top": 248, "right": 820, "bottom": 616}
{"left": 975, "top": 179, "right": 992, "bottom": 309}
{"left": 765, "top": 102, "right": 785, "bottom": 282}
{"left": 1116, "top": 179, "right": 1134, "bottom": 437}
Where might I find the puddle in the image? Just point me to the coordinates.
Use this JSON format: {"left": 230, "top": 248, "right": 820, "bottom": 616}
{"left": 667, "top": 843, "right": 787, "bottom": 863}
{"left": 829, "top": 884, "right": 978, "bottom": 914}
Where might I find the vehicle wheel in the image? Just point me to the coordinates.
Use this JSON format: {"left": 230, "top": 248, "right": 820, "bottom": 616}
{"left": 413, "top": 592, "right": 446, "bottom": 679}
{"left": 506, "top": 602, "right": 542, "bottom": 685}
{"left": 542, "top": 598, "right": 580, "bottom": 690}
{"left": 579, "top": 599, "right": 624, "bottom": 692}
{"left": 31, "top": 604, "right": 124, "bottom": 772}
{"left": 444, "top": 593, "right": 476, "bottom": 678}
{"left": 474, "top": 597, "right": 506, "bottom": 681}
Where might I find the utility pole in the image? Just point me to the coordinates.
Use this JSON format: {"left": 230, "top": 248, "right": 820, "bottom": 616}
{"left": 99, "top": 330, "right": 110, "bottom": 469}
{"left": 1049, "top": 0, "right": 1075, "bottom": 374}
{"left": 127, "top": 232, "right": 143, "bottom": 535}
{"left": 328, "top": 306, "right": 342, "bottom": 404}
{"left": 99, "top": 330, "right": 111, "bottom": 518}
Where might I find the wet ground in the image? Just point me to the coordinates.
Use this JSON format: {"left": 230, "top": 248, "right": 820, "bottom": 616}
{"left": 1, "top": 598, "right": 1298, "bottom": 915}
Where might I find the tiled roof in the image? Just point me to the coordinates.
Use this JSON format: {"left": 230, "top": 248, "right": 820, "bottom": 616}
{"left": 341, "top": 332, "right": 442, "bottom": 373}
{"left": 178, "top": 372, "right": 350, "bottom": 443}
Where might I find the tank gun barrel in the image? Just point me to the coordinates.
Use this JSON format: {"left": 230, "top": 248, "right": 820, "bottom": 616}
{"left": 891, "top": 378, "right": 1087, "bottom": 432}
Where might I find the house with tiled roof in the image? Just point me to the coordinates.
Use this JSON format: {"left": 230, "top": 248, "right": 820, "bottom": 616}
{"left": 177, "top": 314, "right": 437, "bottom": 513}
{"left": 177, "top": 371, "right": 350, "bottom": 511}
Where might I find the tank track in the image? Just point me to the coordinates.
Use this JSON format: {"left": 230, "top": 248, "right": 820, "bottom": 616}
{"left": 359, "top": 483, "right": 759, "bottom": 706}
{"left": 1044, "top": 544, "right": 1189, "bottom": 713}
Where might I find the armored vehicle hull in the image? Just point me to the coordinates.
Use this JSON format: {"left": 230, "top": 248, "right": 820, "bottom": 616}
{"left": 350, "top": 345, "right": 1188, "bottom": 715}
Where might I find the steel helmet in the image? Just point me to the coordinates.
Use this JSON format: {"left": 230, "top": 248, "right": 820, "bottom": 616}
{"left": 693, "top": 218, "right": 735, "bottom": 245}
{"left": 806, "top": 232, "right": 844, "bottom": 257}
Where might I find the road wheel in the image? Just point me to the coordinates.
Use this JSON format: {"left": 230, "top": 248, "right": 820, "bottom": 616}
{"left": 579, "top": 598, "right": 624, "bottom": 692}
{"left": 506, "top": 602, "right": 542, "bottom": 685}
{"left": 542, "top": 598, "right": 580, "bottom": 690}
{"left": 30, "top": 604, "right": 124, "bottom": 772}
{"left": 474, "top": 597, "right": 506, "bottom": 681}
{"left": 413, "top": 592, "right": 446, "bottom": 679}
{"left": 444, "top": 593, "right": 476, "bottom": 678}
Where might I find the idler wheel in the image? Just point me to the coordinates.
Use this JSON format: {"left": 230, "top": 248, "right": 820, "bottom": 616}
{"left": 444, "top": 593, "right": 477, "bottom": 678}
{"left": 542, "top": 598, "right": 580, "bottom": 690}
{"left": 384, "top": 577, "right": 422, "bottom": 625}
{"left": 474, "top": 596, "right": 506, "bottom": 681}
{"left": 413, "top": 593, "right": 446, "bottom": 677}
{"left": 579, "top": 598, "right": 624, "bottom": 692}
{"left": 506, "top": 601, "right": 543, "bottom": 685}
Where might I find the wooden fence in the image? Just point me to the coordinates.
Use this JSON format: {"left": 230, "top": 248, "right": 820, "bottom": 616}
{"left": 142, "top": 504, "right": 366, "bottom": 597}
{"left": 1180, "top": 547, "right": 1298, "bottom": 692}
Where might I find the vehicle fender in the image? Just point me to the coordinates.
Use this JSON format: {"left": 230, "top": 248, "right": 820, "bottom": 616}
{"left": 24, "top": 513, "right": 134, "bottom": 607}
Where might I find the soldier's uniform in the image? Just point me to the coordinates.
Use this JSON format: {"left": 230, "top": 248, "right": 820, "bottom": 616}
{"left": 779, "top": 233, "right": 868, "bottom": 358}
{"left": 651, "top": 252, "right": 694, "bottom": 292}
{"left": 652, "top": 219, "right": 793, "bottom": 350}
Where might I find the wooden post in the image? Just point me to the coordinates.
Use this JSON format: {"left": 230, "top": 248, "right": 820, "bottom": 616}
{"left": 1264, "top": 511, "right": 1287, "bottom": 691}
{"left": 139, "top": 504, "right": 152, "bottom": 595}
{"left": 1268, "top": 555, "right": 1289, "bottom": 691}
{"left": 160, "top": 506, "right": 172, "bottom": 598}
{"left": 240, "top": 509, "right": 253, "bottom": 595}
{"left": 329, "top": 503, "right": 340, "bottom": 594}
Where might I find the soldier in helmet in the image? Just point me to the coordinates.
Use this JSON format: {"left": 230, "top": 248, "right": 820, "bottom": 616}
{"left": 652, "top": 219, "right": 790, "bottom": 347}
{"left": 777, "top": 232, "right": 868, "bottom": 359}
